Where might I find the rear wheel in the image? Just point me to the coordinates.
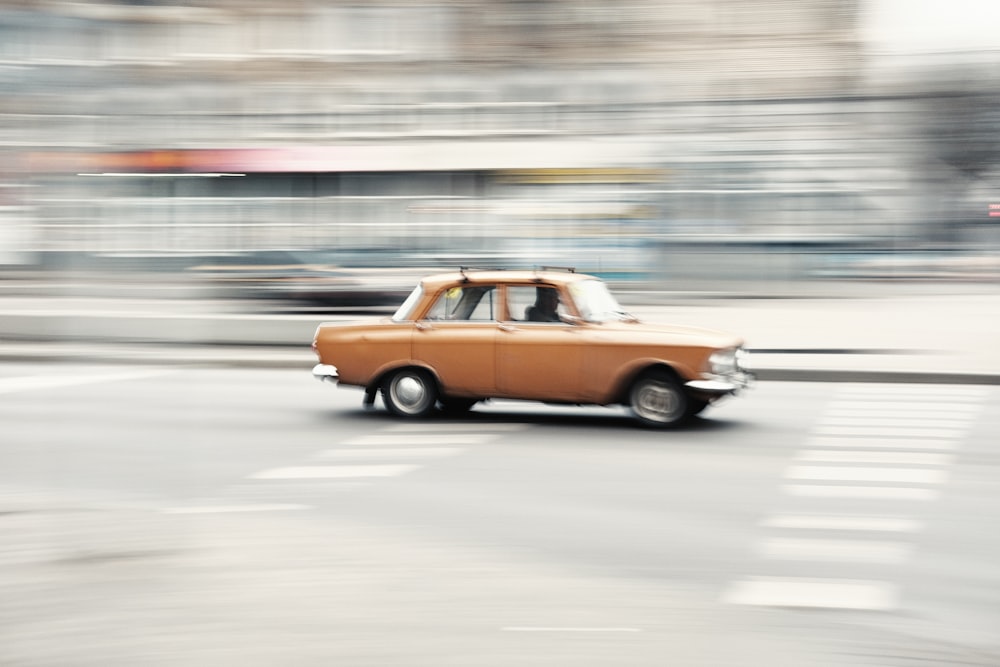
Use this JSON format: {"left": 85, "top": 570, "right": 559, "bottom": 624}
{"left": 629, "top": 369, "right": 689, "bottom": 428}
{"left": 382, "top": 368, "right": 438, "bottom": 418}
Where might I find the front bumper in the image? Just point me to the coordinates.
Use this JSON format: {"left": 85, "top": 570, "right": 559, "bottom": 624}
{"left": 312, "top": 363, "right": 339, "bottom": 383}
{"left": 685, "top": 370, "right": 755, "bottom": 395}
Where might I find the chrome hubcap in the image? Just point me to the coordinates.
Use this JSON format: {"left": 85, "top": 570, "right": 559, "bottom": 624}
{"left": 635, "top": 381, "right": 681, "bottom": 422}
{"left": 393, "top": 375, "right": 427, "bottom": 412}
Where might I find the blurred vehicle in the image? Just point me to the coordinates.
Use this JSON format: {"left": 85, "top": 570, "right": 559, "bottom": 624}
{"left": 312, "top": 267, "right": 753, "bottom": 427}
{"left": 188, "top": 250, "right": 414, "bottom": 307}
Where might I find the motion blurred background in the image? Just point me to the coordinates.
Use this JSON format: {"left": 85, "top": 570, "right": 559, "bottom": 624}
{"left": 2, "top": 0, "right": 999, "bottom": 304}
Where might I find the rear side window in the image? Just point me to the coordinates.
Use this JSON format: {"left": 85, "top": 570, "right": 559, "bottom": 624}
{"left": 424, "top": 285, "right": 497, "bottom": 321}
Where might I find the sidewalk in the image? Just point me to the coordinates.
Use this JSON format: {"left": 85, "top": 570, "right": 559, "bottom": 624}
{"left": 0, "top": 284, "right": 998, "bottom": 384}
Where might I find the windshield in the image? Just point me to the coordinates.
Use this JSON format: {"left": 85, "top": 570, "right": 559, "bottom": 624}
{"left": 569, "top": 279, "right": 635, "bottom": 323}
{"left": 391, "top": 284, "right": 424, "bottom": 321}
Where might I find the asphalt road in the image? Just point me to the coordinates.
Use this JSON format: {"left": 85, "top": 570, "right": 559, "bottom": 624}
{"left": 1, "top": 364, "right": 999, "bottom": 666}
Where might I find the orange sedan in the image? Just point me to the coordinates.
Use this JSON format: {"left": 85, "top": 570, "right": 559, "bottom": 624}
{"left": 312, "top": 268, "right": 753, "bottom": 427}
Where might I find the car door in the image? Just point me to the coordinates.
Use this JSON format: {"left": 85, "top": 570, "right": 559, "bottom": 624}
{"left": 412, "top": 284, "right": 498, "bottom": 396}
{"left": 496, "top": 284, "right": 584, "bottom": 402}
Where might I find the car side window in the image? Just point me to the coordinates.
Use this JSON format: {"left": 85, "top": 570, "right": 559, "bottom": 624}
{"left": 505, "top": 285, "right": 568, "bottom": 323}
{"left": 424, "top": 286, "right": 497, "bottom": 321}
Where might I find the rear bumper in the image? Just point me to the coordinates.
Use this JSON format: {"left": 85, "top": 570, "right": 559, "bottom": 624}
{"left": 312, "top": 363, "right": 340, "bottom": 383}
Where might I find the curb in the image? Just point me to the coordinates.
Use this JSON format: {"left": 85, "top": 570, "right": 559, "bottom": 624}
{"left": 3, "top": 344, "right": 1000, "bottom": 385}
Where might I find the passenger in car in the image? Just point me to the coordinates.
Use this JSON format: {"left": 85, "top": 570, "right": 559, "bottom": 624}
{"left": 525, "top": 287, "right": 561, "bottom": 322}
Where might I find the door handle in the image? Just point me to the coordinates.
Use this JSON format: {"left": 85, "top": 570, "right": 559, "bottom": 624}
{"left": 498, "top": 323, "right": 518, "bottom": 333}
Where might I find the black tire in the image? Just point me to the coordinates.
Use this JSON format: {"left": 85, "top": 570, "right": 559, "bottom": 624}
{"left": 629, "top": 369, "right": 689, "bottom": 428}
{"left": 381, "top": 368, "right": 438, "bottom": 418}
{"left": 438, "top": 396, "right": 478, "bottom": 414}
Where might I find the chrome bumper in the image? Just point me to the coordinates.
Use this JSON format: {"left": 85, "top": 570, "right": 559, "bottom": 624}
{"left": 685, "top": 371, "right": 755, "bottom": 395}
{"left": 312, "top": 363, "right": 339, "bottom": 383}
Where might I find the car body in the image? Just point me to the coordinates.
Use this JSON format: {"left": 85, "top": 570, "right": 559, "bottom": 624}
{"left": 312, "top": 267, "right": 753, "bottom": 427}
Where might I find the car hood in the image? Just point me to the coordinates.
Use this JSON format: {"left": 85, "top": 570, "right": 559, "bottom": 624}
{"left": 595, "top": 319, "right": 744, "bottom": 348}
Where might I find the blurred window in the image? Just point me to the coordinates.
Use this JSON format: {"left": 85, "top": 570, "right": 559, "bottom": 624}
{"left": 424, "top": 285, "right": 497, "bottom": 321}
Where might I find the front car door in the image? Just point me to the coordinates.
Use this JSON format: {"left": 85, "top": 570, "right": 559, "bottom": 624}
{"left": 496, "top": 284, "right": 584, "bottom": 402}
{"left": 412, "top": 284, "right": 498, "bottom": 396}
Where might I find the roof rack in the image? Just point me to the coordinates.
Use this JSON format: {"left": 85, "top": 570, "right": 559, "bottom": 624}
{"left": 458, "top": 266, "right": 505, "bottom": 282}
{"left": 538, "top": 265, "right": 575, "bottom": 273}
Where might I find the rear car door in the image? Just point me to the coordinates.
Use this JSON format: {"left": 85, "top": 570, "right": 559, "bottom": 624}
{"left": 412, "top": 284, "right": 498, "bottom": 396}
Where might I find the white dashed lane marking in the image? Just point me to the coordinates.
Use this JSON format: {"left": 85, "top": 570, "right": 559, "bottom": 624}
{"left": 319, "top": 448, "right": 463, "bottom": 459}
{"left": 344, "top": 434, "right": 495, "bottom": 446}
{"left": 0, "top": 369, "right": 175, "bottom": 394}
{"left": 163, "top": 504, "right": 311, "bottom": 514}
{"left": 249, "top": 465, "right": 421, "bottom": 480}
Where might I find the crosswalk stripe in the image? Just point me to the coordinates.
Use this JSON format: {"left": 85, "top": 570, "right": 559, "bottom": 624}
{"left": 814, "top": 426, "right": 966, "bottom": 439}
{"left": 819, "top": 417, "right": 972, "bottom": 429}
{"left": 827, "top": 401, "right": 982, "bottom": 414}
{"left": 783, "top": 485, "right": 939, "bottom": 500}
{"left": 785, "top": 466, "right": 947, "bottom": 484}
{"left": 760, "top": 515, "right": 922, "bottom": 532}
{"left": 796, "top": 450, "right": 952, "bottom": 465}
{"left": 758, "top": 538, "right": 911, "bottom": 563}
{"left": 806, "top": 437, "right": 958, "bottom": 450}
{"left": 723, "top": 578, "right": 897, "bottom": 610}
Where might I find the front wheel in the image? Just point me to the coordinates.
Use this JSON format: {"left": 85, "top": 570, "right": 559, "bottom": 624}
{"left": 629, "top": 370, "right": 689, "bottom": 428}
{"left": 382, "top": 368, "right": 438, "bottom": 418}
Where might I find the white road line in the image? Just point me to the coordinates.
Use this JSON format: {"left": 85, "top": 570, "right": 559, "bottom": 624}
{"left": 783, "top": 485, "right": 940, "bottom": 500}
{"left": 723, "top": 578, "right": 898, "bottom": 610}
{"left": 835, "top": 383, "right": 989, "bottom": 394}
{"left": 760, "top": 515, "right": 923, "bottom": 532}
{"left": 806, "top": 437, "right": 958, "bottom": 450}
{"left": 827, "top": 401, "right": 982, "bottom": 414}
{"left": 758, "top": 538, "right": 911, "bottom": 563}
{"left": 319, "top": 448, "right": 462, "bottom": 459}
{"left": 814, "top": 426, "right": 966, "bottom": 439}
{"left": 819, "top": 417, "right": 971, "bottom": 429}
{"left": 785, "top": 466, "right": 947, "bottom": 484}
{"left": 343, "top": 434, "right": 494, "bottom": 446}
{"left": 162, "top": 504, "right": 312, "bottom": 514}
{"left": 384, "top": 423, "right": 526, "bottom": 433}
{"left": 796, "top": 451, "right": 953, "bottom": 466}
{"left": 248, "top": 465, "right": 420, "bottom": 480}
{"left": 0, "top": 369, "right": 175, "bottom": 395}
{"left": 501, "top": 627, "right": 642, "bottom": 633}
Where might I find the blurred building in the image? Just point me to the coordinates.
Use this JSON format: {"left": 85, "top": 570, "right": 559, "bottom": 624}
{"left": 1, "top": 0, "right": 996, "bottom": 281}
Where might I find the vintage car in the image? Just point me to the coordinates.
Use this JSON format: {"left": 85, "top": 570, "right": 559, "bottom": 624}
{"left": 312, "top": 268, "right": 753, "bottom": 427}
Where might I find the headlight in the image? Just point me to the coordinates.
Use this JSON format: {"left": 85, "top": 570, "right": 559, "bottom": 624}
{"left": 708, "top": 347, "right": 749, "bottom": 376}
{"left": 708, "top": 348, "right": 736, "bottom": 376}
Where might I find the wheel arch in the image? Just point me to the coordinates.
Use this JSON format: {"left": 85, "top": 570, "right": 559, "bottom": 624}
{"left": 367, "top": 361, "right": 442, "bottom": 396}
{"left": 613, "top": 361, "right": 686, "bottom": 405}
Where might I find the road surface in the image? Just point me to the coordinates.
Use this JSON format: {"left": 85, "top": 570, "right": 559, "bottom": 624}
{"left": 1, "top": 363, "right": 998, "bottom": 666}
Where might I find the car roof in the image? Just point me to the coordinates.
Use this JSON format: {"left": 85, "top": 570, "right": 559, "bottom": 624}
{"left": 419, "top": 269, "right": 597, "bottom": 291}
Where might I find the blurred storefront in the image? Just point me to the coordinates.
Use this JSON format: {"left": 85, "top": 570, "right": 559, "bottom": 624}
{"left": 2, "top": 0, "right": 996, "bottom": 283}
